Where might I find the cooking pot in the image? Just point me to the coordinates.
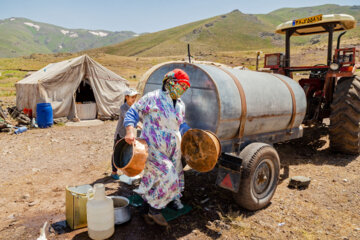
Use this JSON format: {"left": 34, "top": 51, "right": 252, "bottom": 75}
{"left": 111, "top": 196, "right": 131, "bottom": 224}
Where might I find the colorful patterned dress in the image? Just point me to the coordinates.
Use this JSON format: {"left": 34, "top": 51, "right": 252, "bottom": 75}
{"left": 127, "top": 89, "right": 185, "bottom": 209}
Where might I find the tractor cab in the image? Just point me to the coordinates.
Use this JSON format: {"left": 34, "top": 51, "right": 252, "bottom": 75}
{"left": 264, "top": 14, "right": 360, "bottom": 154}
{"left": 264, "top": 14, "right": 358, "bottom": 123}
{"left": 265, "top": 14, "right": 357, "bottom": 74}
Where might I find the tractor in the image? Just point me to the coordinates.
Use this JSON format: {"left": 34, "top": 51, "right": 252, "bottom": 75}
{"left": 264, "top": 14, "right": 360, "bottom": 154}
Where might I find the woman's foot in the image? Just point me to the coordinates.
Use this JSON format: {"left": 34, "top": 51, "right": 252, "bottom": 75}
{"left": 167, "top": 198, "right": 184, "bottom": 210}
{"left": 148, "top": 207, "right": 168, "bottom": 226}
{"left": 111, "top": 172, "right": 120, "bottom": 180}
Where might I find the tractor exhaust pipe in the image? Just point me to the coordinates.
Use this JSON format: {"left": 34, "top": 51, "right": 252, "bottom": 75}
{"left": 336, "top": 31, "right": 347, "bottom": 50}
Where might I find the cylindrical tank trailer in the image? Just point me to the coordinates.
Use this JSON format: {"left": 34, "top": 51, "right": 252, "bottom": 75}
{"left": 139, "top": 61, "right": 306, "bottom": 210}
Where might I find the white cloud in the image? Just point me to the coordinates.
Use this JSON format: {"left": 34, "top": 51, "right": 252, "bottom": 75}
{"left": 24, "top": 22, "right": 40, "bottom": 31}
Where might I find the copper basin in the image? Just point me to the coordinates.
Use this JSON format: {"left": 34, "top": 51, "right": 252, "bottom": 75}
{"left": 113, "top": 138, "right": 148, "bottom": 177}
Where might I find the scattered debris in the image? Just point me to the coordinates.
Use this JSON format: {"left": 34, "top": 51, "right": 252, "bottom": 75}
{"left": 53, "top": 117, "right": 68, "bottom": 124}
{"left": 14, "top": 126, "right": 27, "bottom": 135}
{"left": 8, "top": 106, "right": 31, "bottom": 125}
{"left": 50, "top": 220, "right": 72, "bottom": 235}
{"left": 22, "top": 194, "right": 30, "bottom": 200}
{"left": 36, "top": 221, "right": 48, "bottom": 240}
{"left": 200, "top": 198, "right": 210, "bottom": 204}
{"left": 214, "top": 220, "right": 231, "bottom": 230}
{"left": 278, "top": 222, "right": 285, "bottom": 227}
{"left": 288, "top": 176, "right": 311, "bottom": 189}
{"left": 0, "top": 105, "right": 39, "bottom": 133}
{"left": 0, "top": 106, "right": 7, "bottom": 119}
{"left": 28, "top": 201, "right": 38, "bottom": 207}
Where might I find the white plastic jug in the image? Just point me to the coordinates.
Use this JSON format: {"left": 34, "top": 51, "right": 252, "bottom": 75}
{"left": 86, "top": 183, "right": 114, "bottom": 240}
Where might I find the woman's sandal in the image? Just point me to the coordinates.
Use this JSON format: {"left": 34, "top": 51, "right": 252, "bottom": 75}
{"left": 147, "top": 213, "right": 168, "bottom": 226}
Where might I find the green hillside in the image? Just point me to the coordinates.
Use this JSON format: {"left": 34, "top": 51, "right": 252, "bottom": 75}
{"left": 92, "top": 4, "right": 359, "bottom": 57}
{"left": 96, "top": 10, "right": 276, "bottom": 57}
{"left": 0, "top": 17, "right": 138, "bottom": 58}
{"left": 1, "top": 4, "right": 358, "bottom": 58}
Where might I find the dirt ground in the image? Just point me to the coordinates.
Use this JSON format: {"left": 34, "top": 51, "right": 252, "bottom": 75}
{"left": 0, "top": 120, "right": 359, "bottom": 240}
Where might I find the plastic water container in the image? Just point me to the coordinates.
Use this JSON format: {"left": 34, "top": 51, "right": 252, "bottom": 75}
{"left": 86, "top": 184, "right": 114, "bottom": 240}
{"left": 36, "top": 103, "right": 53, "bottom": 128}
{"left": 14, "top": 126, "right": 27, "bottom": 135}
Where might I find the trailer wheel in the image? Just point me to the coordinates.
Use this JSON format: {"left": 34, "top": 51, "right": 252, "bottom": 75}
{"left": 329, "top": 76, "right": 360, "bottom": 154}
{"left": 233, "top": 143, "right": 280, "bottom": 211}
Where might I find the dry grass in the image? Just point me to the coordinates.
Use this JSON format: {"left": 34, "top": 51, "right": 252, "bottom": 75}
{"left": 0, "top": 41, "right": 359, "bottom": 98}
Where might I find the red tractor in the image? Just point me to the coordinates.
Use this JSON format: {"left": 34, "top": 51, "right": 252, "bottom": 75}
{"left": 264, "top": 14, "right": 360, "bottom": 154}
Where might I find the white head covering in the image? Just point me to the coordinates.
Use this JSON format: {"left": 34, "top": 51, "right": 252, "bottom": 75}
{"left": 124, "top": 88, "right": 139, "bottom": 96}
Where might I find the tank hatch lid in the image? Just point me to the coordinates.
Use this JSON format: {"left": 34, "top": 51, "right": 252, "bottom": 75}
{"left": 275, "top": 14, "right": 356, "bottom": 36}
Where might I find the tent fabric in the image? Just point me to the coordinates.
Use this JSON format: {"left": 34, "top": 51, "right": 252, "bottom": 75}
{"left": 16, "top": 55, "right": 129, "bottom": 119}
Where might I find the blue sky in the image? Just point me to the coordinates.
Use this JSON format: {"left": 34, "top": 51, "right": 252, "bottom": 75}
{"left": 0, "top": 0, "right": 358, "bottom": 33}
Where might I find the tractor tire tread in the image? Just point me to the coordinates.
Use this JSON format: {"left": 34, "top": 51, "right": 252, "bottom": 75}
{"left": 330, "top": 76, "right": 360, "bottom": 154}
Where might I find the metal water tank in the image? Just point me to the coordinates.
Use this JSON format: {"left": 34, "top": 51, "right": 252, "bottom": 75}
{"left": 140, "top": 61, "right": 306, "bottom": 152}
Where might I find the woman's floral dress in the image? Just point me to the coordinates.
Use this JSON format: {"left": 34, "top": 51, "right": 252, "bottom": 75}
{"left": 131, "top": 89, "right": 185, "bottom": 209}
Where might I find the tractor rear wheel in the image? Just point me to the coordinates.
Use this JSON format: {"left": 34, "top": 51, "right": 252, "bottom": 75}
{"left": 329, "top": 76, "right": 360, "bottom": 154}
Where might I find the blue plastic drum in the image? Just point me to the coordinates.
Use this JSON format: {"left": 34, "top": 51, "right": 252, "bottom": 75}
{"left": 36, "top": 103, "right": 53, "bottom": 128}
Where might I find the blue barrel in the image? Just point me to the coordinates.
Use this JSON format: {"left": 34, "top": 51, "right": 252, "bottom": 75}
{"left": 36, "top": 103, "right": 53, "bottom": 128}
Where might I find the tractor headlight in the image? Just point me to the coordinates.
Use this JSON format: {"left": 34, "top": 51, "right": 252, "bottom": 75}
{"left": 330, "top": 62, "right": 340, "bottom": 71}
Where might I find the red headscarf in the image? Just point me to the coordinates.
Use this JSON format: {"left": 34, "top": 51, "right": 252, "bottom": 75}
{"left": 163, "top": 69, "right": 191, "bottom": 87}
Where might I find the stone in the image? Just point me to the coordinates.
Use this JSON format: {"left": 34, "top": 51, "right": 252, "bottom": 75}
{"left": 28, "top": 201, "right": 38, "bottom": 206}
{"left": 22, "top": 194, "right": 30, "bottom": 200}
{"left": 288, "top": 176, "right": 311, "bottom": 189}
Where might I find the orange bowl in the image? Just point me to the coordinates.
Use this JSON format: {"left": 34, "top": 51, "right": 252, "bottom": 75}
{"left": 113, "top": 138, "right": 148, "bottom": 177}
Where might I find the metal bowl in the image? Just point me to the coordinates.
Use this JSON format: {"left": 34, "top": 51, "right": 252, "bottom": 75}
{"left": 111, "top": 196, "right": 131, "bottom": 225}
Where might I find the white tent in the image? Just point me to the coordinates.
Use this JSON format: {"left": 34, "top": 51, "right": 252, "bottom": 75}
{"left": 16, "top": 55, "right": 129, "bottom": 120}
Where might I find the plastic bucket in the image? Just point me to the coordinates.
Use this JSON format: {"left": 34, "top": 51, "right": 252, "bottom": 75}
{"left": 36, "top": 103, "right": 53, "bottom": 128}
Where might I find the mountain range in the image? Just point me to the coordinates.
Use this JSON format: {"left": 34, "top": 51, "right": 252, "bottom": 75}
{"left": 93, "top": 4, "right": 360, "bottom": 57}
{"left": 1, "top": 4, "right": 359, "bottom": 58}
{"left": 0, "top": 17, "right": 138, "bottom": 58}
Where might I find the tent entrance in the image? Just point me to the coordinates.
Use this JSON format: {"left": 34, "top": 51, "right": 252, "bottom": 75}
{"left": 75, "top": 79, "right": 97, "bottom": 120}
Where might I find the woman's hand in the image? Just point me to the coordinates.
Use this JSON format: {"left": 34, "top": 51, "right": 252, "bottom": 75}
{"left": 125, "top": 126, "right": 135, "bottom": 145}
{"left": 136, "top": 122, "right": 143, "bottom": 130}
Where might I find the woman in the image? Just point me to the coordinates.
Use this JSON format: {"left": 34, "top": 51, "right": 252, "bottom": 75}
{"left": 124, "top": 69, "right": 191, "bottom": 226}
